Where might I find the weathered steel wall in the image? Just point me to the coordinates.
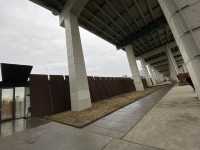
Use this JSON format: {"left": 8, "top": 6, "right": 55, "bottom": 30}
{"left": 88, "top": 77, "right": 136, "bottom": 102}
{"left": 30, "top": 75, "right": 146, "bottom": 116}
{"left": 64, "top": 76, "right": 71, "bottom": 110}
{"left": 177, "top": 73, "right": 190, "bottom": 85}
{"left": 49, "top": 75, "right": 70, "bottom": 114}
{"left": 30, "top": 75, "right": 52, "bottom": 117}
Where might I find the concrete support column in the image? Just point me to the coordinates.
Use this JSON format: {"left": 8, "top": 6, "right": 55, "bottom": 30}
{"left": 156, "top": 71, "right": 162, "bottom": 83}
{"left": 166, "top": 46, "right": 180, "bottom": 75}
{"left": 140, "top": 58, "right": 152, "bottom": 87}
{"left": 155, "top": 70, "right": 159, "bottom": 83}
{"left": 179, "top": 66, "right": 184, "bottom": 73}
{"left": 169, "top": 57, "right": 178, "bottom": 81}
{"left": 155, "top": 70, "right": 162, "bottom": 83}
{"left": 161, "top": 73, "right": 164, "bottom": 82}
{"left": 125, "top": 45, "right": 144, "bottom": 91}
{"left": 166, "top": 47, "right": 179, "bottom": 82}
{"left": 159, "top": 73, "right": 163, "bottom": 82}
{"left": 182, "top": 63, "right": 188, "bottom": 73}
{"left": 153, "top": 68, "right": 159, "bottom": 84}
{"left": 158, "top": 0, "right": 200, "bottom": 98}
{"left": 148, "top": 65, "right": 157, "bottom": 85}
{"left": 61, "top": 1, "right": 91, "bottom": 111}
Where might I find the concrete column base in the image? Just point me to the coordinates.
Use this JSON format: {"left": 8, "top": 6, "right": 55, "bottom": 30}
{"left": 186, "top": 57, "right": 200, "bottom": 99}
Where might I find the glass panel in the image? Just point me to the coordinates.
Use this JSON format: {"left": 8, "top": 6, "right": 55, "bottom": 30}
{"left": 1, "top": 89, "right": 13, "bottom": 120}
{"left": 0, "top": 119, "right": 27, "bottom": 137}
{"left": 24, "top": 87, "right": 31, "bottom": 118}
{"left": 15, "top": 87, "right": 25, "bottom": 119}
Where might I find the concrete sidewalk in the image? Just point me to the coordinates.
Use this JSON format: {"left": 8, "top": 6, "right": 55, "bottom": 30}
{"left": 0, "top": 86, "right": 171, "bottom": 150}
{"left": 125, "top": 85, "right": 200, "bottom": 150}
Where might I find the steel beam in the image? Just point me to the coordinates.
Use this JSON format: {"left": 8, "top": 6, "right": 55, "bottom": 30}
{"left": 92, "top": 1, "right": 127, "bottom": 36}
{"left": 84, "top": 8, "right": 123, "bottom": 39}
{"left": 116, "top": 16, "right": 168, "bottom": 49}
{"left": 30, "top": 0, "right": 63, "bottom": 14}
{"left": 80, "top": 17, "right": 117, "bottom": 43}
{"left": 105, "top": 0, "right": 132, "bottom": 33}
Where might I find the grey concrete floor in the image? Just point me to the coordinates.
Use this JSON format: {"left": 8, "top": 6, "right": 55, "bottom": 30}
{"left": 0, "top": 86, "right": 172, "bottom": 150}
{"left": 124, "top": 85, "right": 200, "bottom": 150}
{"left": 0, "top": 118, "right": 50, "bottom": 137}
{"left": 83, "top": 85, "right": 172, "bottom": 139}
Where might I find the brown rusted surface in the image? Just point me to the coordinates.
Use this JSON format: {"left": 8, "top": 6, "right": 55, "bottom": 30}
{"left": 30, "top": 74, "right": 142, "bottom": 117}
{"left": 49, "top": 75, "right": 69, "bottom": 114}
{"left": 30, "top": 74, "right": 52, "bottom": 117}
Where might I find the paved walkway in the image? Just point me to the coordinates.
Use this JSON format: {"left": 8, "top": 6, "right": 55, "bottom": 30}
{"left": 83, "top": 85, "right": 171, "bottom": 138}
{"left": 0, "top": 118, "right": 50, "bottom": 137}
{"left": 0, "top": 86, "right": 171, "bottom": 150}
{"left": 124, "top": 85, "right": 200, "bottom": 150}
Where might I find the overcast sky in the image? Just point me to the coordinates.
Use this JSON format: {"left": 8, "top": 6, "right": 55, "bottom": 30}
{"left": 0, "top": 0, "right": 132, "bottom": 78}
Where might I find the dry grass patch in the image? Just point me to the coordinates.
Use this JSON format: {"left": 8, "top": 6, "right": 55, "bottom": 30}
{"left": 47, "top": 86, "right": 163, "bottom": 128}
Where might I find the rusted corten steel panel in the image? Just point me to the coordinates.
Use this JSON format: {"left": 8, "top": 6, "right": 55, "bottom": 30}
{"left": 30, "top": 74, "right": 138, "bottom": 116}
{"left": 94, "top": 77, "right": 107, "bottom": 101}
{"left": 87, "top": 77, "right": 137, "bottom": 102}
{"left": 101, "top": 77, "right": 112, "bottom": 98}
{"left": 49, "top": 75, "right": 68, "bottom": 114}
{"left": 177, "top": 73, "right": 190, "bottom": 84}
{"left": 122, "top": 78, "right": 129, "bottom": 93}
{"left": 64, "top": 76, "right": 71, "bottom": 110}
{"left": 109, "top": 78, "right": 117, "bottom": 97}
{"left": 87, "top": 76, "right": 96, "bottom": 102}
{"left": 30, "top": 74, "right": 52, "bottom": 117}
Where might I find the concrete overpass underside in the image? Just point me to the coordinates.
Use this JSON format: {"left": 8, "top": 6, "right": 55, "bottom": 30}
{"left": 31, "top": 0, "right": 177, "bottom": 73}
{"left": 29, "top": 0, "right": 200, "bottom": 110}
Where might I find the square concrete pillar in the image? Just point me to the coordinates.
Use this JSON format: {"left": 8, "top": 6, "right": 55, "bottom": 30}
{"left": 155, "top": 70, "right": 161, "bottom": 83}
{"left": 153, "top": 69, "right": 159, "bottom": 84}
{"left": 169, "top": 58, "right": 178, "bottom": 82}
{"left": 125, "top": 45, "right": 144, "bottom": 91}
{"left": 158, "top": 0, "right": 200, "bottom": 99}
{"left": 148, "top": 66, "right": 157, "bottom": 85}
{"left": 166, "top": 46, "right": 180, "bottom": 75}
{"left": 182, "top": 63, "right": 188, "bottom": 73}
{"left": 63, "top": 12, "right": 91, "bottom": 111}
{"left": 140, "top": 58, "right": 153, "bottom": 87}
